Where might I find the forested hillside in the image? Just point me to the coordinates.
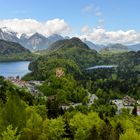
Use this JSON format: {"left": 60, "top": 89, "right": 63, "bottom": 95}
{"left": 23, "top": 38, "right": 140, "bottom": 111}
{"left": 26, "top": 37, "right": 100, "bottom": 80}
{"left": 0, "top": 40, "right": 34, "bottom": 61}
{"left": 0, "top": 37, "right": 140, "bottom": 140}
{"left": 1, "top": 69, "right": 140, "bottom": 140}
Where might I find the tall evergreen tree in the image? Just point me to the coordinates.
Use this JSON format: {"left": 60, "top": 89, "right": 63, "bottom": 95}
{"left": 132, "top": 105, "right": 137, "bottom": 116}
{"left": 86, "top": 125, "right": 99, "bottom": 140}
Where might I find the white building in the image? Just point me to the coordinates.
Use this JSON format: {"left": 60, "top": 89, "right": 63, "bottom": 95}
{"left": 88, "top": 93, "right": 98, "bottom": 106}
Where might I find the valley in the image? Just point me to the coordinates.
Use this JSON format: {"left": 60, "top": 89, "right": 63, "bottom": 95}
{"left": 0, "top": 30, "right": 140, "bottom": 140}
{"left": 1, "top": 0, "right": 140, "bottom": 139}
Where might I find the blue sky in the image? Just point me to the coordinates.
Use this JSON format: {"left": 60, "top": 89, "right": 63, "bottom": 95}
{"left": 1, "top": 0, "right": 140, "bottom": 31}
{"left": 0, "top": 0, "right": 140, "bottom": 44}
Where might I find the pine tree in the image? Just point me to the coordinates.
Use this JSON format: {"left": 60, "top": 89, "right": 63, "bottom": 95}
{"left": 86, "top": 125, "right": 99, "bottom": 140}
{"left": 132, "top": 105, "right": 137, "bottom": 116}
{"left": 46, "top": 99, "right": 60, "bottom": 119}
{"left": 115, "top": 122, "right": 124, "bottom": 140}
{"left": 100, "top": 119, "right": 113, "bottom": 140}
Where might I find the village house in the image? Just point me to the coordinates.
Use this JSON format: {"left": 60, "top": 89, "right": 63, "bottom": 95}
{"left": 88, "top": 93, "right": 98, "bottom": 106}
{"left": 61, "top": 93, "right": 98, "bottom": 110}
{"left": 61, "top": 102, "right": 82, "bottom": 110}
{"left": 137, "top": 100, "right": 140, "bottom": 105}
{"left": 123, "top": 95, "right": 135, "bottom": 106}
{"left": 111, "top": 95, "right": 138, "bottom": 115}
{"left": 7, "top": 77, "right": 43, "bottom": 96}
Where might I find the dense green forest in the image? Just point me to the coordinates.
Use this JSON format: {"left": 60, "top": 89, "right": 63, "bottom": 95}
{"left": 0, "top": 74, "right": 140, "bottom": 140}
{"left": 26, "top": 38, "right": 140, "bottom": 100}
{"left": 0, "top": 38, "right": 140, "bottom": 139}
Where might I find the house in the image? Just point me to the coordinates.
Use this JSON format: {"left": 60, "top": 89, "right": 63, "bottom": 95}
{"left": 111, "top": 99, "right": 134, "bottom": 114}
{"left": 137, "top": 100, "right": 140, "bottom": 105}
{"left": 111, "top": 99, "right": 124, "bottom": 114}
{"left": 61, "top": 102, "right": 82, "bottom": 110}
{"left": 111, "top": 99, "right": 123, "bottom": 107}
{"left": 61, "top": 105, "right": 70, "bottom": 110}
{"left": 88, "top": 93, "right": 98, "bottom": 106}
{"left": 61, "top": 103, "right": 70, "bottom": 110}
{"left": 123, "top": 95, "right": 135, "bottom": 106}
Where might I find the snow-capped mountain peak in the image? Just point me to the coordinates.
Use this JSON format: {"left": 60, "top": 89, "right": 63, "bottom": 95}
{"left": 1, "top": 27, "right": 16, "bottom": 35}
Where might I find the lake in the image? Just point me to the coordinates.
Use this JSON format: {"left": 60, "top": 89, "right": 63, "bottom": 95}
{"left": 0, "top": 61, "right": 31, "bottom": 78}
{"left": 86, "top": 65, "right": 117, "bottom": 70}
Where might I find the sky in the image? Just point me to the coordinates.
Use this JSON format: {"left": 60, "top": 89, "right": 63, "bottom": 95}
{"left": 0, "top": 0, "right": 140, "bottom": 45}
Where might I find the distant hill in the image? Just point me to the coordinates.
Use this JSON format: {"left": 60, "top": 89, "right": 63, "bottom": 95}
{"left": 27, "top": 37, "right": 100, "bottom": 80}
{"left": 83, "top": 40, "right": 105, "bottom": 51}
{"left": 100, "top": 43, "right": 130, "bottom": 54}
{"left": 48, "top": 37, "right": 90, "bottom": 51}
{"left": 128, "top": 44, "right": 140, "bottom": 51}
{"left": 24, "top": 37, "right": 140, "bottom": 82}
{"left": 47, "top": 34, "right": 64, "bottom": 43}
{"left": 0, "top": 40, "right": 30, "bottom": 55}
{"left": 0, "top": 40, "right": 33, "bottom": 61}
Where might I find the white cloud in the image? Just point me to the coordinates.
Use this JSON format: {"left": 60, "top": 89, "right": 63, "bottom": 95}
{"left": 0, "top": 18, "right": 71, "bottom": 37}
{"left": 80, "top": 27, "right": 140, "bottom": 45}
{"left": 81, "top": 26, "right": 91, "bottom": 34}
{"left": 83, "top": 4, "right": 93, "bottom": 13}
{"left": 83, "top": 4, "right": 103, "bottom": 17}
{"left": 0, "top": 18, "right": 140, "bottom": 45}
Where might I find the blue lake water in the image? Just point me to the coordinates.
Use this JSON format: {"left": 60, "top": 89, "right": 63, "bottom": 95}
{"left": 86, "top": 65, "right": 117, "bottom": 70}
{"left": 0, "top": 61, "right": 31, "bottom": 78}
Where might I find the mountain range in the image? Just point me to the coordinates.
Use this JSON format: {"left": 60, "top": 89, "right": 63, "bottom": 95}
{"left": 128, "top": 44, "right": 140, "bottom": 51}
{"left": 100, "top": 43, "right": 130, "bottom": 54}
{"left": 0, "top": 27, "right": 140, "bottom": 52}
{"left": 82, "top": 39, "right": 105, "bottom": 51}
{"left": 0, "top": 27, "right": 64, "bottom": 51}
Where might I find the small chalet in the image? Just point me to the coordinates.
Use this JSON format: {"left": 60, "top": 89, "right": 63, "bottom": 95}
{"left": 123, "top": 95, "right": 135, "bottom": 106}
